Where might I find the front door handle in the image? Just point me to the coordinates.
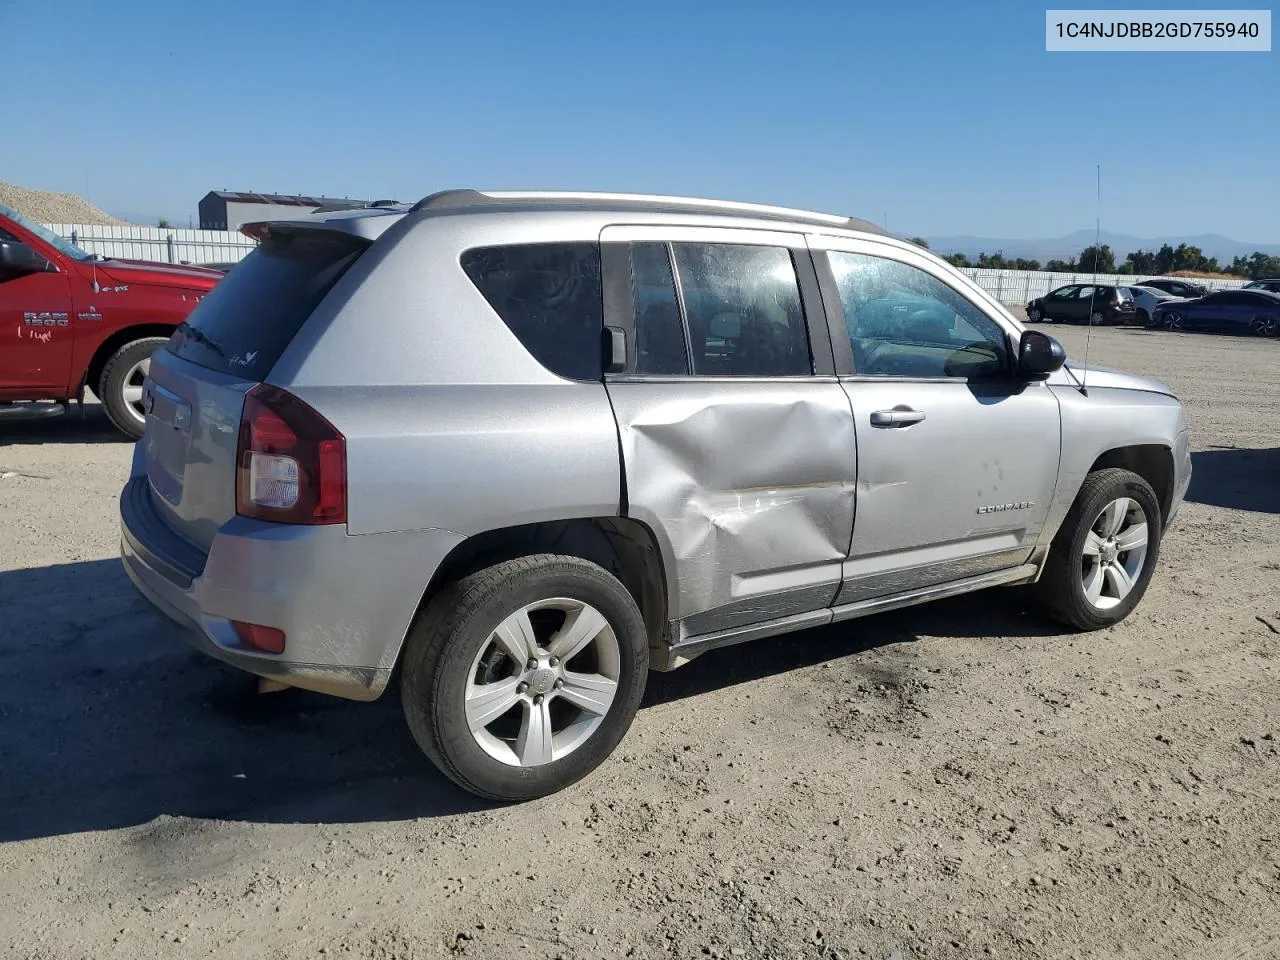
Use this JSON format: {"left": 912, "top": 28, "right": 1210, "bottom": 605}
{"left": 870, "top": 407, "right": 926, "bottom": 428}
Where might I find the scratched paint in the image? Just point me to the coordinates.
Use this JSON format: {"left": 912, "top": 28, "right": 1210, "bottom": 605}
{"left": 607, "top": 381, "right": 857, "bottom": 629}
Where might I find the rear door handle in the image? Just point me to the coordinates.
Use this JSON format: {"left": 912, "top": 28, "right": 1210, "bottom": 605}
{"left": 870, "top": 407, "right": 926, "bottom": 427}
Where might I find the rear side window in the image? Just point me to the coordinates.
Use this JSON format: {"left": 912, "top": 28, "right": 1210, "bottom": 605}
{"left": 167, "top": 230, "right": 366, "bottom": 380}
{"left": 671, "top": 243, "right": 811, "bottom": 377}
{"left": 630, "top": 242, "right": 689, "bottom": 375}
{"left": 461, "top": 243, "right": 603, "bottom": 381}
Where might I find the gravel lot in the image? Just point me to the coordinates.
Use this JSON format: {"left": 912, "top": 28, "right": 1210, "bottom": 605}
{"left": 2, "top": 325, "right": 1278, "bottom": 960}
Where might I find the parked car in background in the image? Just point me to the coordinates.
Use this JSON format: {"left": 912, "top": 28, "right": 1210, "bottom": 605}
{"left": 0, "top": 203, "right": 223, "bottom": 438}
{"left": 1151, "top": 289, "right": 1280, "bottom": 336}
{"left": 1138, "top": 278, "right": 1210, "bottom": 299}
{"left": 1122, "top": 285, "right": 1184, "bottom": 327}
{"left": 120, "top": 189, "right": 1191, "bottom": 801}
{"left": 1026, "top": 284, "right": 1136, "bottom": 325}
{"left": 1243, "top": 278, "right": 1280, "bottom": 294}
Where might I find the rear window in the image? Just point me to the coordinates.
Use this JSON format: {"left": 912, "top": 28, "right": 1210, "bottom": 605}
{"left": 461, "top": 243, "right": 603, "bottom": 381}
{"left": 167, "top": 230, "right": 366, "bottom": 380}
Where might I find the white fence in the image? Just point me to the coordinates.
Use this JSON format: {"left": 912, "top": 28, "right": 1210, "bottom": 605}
{"left": 960, "top": 267, "right": 1246, "bottom": 305}
{"left": 45, "top": 223, "right": 257, "bottom": 266}
{"left": 42, "top": 223, "right": 1252, "bottom": 304}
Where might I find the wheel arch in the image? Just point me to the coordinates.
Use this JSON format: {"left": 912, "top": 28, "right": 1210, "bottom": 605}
{"left": 83, "top": 324, "right": 174, "bottom": 395}
{"left": 1087, "top": 444, "right": 1175, "bottom": 524}
{"left": 399, "top": 516, "right": 671, "bottom": 677}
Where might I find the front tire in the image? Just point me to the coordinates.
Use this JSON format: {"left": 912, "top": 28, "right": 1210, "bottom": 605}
{"left": 1028, "top": 307, "right": 1043, "bottom": 323}
{"left": 1033, "top": 468, "right": 1162, "bottom": 631}
{"left": 401, "top": 555, "right": 649, "bottom": 801}
{"left": 1250, "top": 315, "right": 1277, "bottom": 337}
{"left": 98, "top": 337, "right": 168, "bottom": 440}
{"left": 1089, "top": 310, "right": 1105, "bottom": 326}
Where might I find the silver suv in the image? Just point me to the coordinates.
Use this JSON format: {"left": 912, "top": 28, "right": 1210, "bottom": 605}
{"left": 120, "top": 190, "right": 1192, "bottom": 800}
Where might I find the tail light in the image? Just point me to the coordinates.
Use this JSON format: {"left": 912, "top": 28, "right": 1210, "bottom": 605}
{"left": 236, "top": 384, "right": 346, "bottom": 524}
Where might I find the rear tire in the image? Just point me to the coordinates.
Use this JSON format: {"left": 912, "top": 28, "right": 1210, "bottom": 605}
{"left": 1089, "top": 310, "right": 1105, "bottom": 326}
{"left": 1032, "top": 468, "right": 1162, "bottom": 631}
{"left": 99, "top": 337, "right": 167, "bottom": 440}
{"left": 1135, "top": 308, "right": 1149, "bottom": 327}
{"left": 401, "top": 555, "right": 648, "bottom": 801}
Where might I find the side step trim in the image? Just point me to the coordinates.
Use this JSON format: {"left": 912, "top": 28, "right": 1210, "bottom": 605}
{"left": 829, "top": 564, "right": 1038, "bottom": 623}
{"left": 656, "top": 564, "right": 1038, "bottom": 670}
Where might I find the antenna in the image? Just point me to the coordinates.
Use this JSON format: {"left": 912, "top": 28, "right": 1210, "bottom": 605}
{"left": 1079, "top": 164, "right": 1101, "bottom": 395}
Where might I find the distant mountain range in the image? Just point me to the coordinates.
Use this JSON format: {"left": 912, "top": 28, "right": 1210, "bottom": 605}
{"left": 922, "top": 230, "right": 1280, "bottom": 263}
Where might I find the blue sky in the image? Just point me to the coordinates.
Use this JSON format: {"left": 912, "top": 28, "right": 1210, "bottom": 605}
{"left": 2, "top": 0, "right": 1276, "bottom": 240}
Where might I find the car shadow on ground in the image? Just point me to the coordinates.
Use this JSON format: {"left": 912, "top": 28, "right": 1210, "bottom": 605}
{"left": 1187, "top": 447, "right": 1280, "bottom": 514}
{"left": 0, "top": 403, "right": 124, "bottom": 446}
{"left": 0, "top": 556, "right": 1062, "bottom": 843}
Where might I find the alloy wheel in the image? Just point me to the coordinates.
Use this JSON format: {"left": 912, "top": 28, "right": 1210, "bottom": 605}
{"left": 1251, "top": 315, "right": 1277, "bottom": 337}
{"left": 1080, "top": 497, "right": 1149, "bottom": 611}
{"left": 122, "top": 357, "right": 151, "bottom": 425}
{"left": 464, "top": 598, "right": 621, "bottom": 767}
{"left": 1165, "top": 312, "right": 1183, "bottom": 331}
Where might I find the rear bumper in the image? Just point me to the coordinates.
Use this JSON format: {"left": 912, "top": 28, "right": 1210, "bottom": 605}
{"left": 120, "top": 476, "right": 464, "bottom": 700}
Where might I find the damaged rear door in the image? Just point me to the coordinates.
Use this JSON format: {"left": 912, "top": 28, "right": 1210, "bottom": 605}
{"left": 600, "top": 225, "right": 857, "bottom": 643}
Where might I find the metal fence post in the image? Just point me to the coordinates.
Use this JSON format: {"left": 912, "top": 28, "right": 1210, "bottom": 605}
{"left": 166, "top": 233, "right": 175, "bottom": 263}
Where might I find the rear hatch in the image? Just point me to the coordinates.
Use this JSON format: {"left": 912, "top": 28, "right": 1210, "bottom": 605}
{"left": 142, "top": 229, "right": 368, "bottom": 549}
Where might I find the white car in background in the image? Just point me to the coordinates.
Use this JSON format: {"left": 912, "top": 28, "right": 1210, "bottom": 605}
{"left": 1123, "top": 285, "right": 1186, "bottom": 327}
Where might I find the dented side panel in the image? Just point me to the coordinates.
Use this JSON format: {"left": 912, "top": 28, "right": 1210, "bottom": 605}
{"left": 606, "top": 380, "right": 857, "bottom": 637}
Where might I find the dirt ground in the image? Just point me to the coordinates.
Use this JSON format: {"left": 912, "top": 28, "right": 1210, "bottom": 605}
{"left": 2, "top": 325, "right": 1278, "bottom": 960}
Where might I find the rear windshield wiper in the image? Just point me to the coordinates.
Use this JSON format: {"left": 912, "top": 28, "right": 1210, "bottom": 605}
{"left": 175, "top": 321, "right": 227, "bottom": 358}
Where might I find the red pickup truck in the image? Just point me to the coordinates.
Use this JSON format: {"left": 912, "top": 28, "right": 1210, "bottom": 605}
{"left": 0, "top": 203, "right": 223, "bottom": 439}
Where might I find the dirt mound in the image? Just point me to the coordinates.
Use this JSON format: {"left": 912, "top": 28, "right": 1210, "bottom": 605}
{"left": 0, "top": 181, "right": 124, "bottom": 225}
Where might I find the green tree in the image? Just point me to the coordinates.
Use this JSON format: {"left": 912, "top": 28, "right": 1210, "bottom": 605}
{"left": 1012, "top": 258, "right": 1041, "bottom": 271}
{"left": 942, "top": 252, "right": 970, "bottom": 268}
{"left": 1247, "top": 252, "right": 1280, "bottom": 278}
{"left": 1125, "top": 249, "right": 1158, "bottom": 274}
{"left": 1170, "top": 243, "right": 1211, "bottom": 272}
{"left": 906, "top": 236, "right": 930, "bottom": 249}
{"left": 1077, "top": 244, "right": 1116, "bottom": 274}
{"left": 1044, "top": 258, "right": 1076, "bottom": 272}
{"left": 157, "top": 217, "right": 173, "bottom": 229}
{"left": 1154, "top": 244, "right": 1177, "bottom": 274}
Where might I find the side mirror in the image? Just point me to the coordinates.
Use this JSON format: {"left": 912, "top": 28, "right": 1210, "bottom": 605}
{"left": 1017, "top": 329, "right": 1066, "bottom": 380}
{"left": 0, "top": 241, "right": 51, "bottom": 277}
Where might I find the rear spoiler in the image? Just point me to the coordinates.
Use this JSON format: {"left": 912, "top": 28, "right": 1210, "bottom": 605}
{"left": 239, "top": 209, "right": 404, "bottom": 243}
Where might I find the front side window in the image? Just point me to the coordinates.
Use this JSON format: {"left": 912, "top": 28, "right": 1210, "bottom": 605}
{"left": 669, "top": 243, "right": 811, "bottom": 377}
{"left": 462, "top": 242, "right": 603, "bottom": 381}
{"left": 827, "top": 251, "right": 1008, "bottom": 379}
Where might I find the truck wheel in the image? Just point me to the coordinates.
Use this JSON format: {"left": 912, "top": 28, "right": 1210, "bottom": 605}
{"left": 99, "top": 337, "right": 168, "bottom": 440}
{"left": 401, "top": 555, "right": 648, "bottom": 801}
{"left": 1033, "top": 468, "right": 1162, "bottom": 631}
